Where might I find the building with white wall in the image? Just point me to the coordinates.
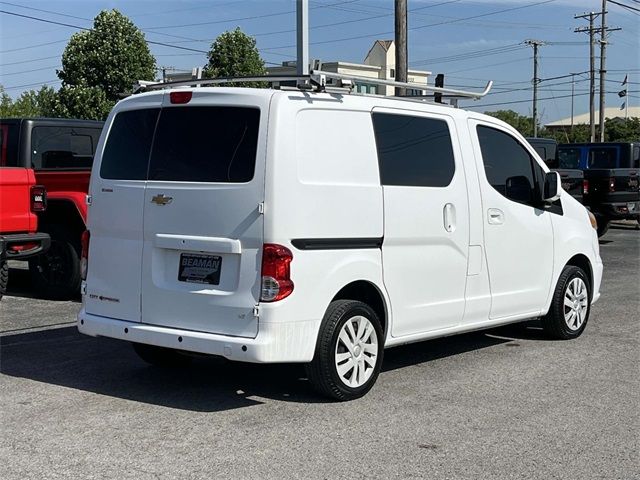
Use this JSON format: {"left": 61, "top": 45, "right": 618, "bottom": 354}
{"left": 267, "top": 40, "right": 431, "bottom": 96}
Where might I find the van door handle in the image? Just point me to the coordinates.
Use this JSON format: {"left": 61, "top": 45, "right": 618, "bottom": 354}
{"left": 487, "top": 208, "right": 504, "bottom": 225}
{"left": 443, "top": 203, "right": 456, "bottom": 232}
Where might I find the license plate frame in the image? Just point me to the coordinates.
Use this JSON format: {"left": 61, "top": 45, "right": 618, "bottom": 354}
{"left": 178, "top": 253, "right": 222, "bottom": 285}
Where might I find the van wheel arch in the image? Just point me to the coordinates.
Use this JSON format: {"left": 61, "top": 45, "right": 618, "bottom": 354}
{"left": 330, "top": 280, "right": 388, "bottom": 337}
{"left": 565, "top": 254, "right": 593, "bottom": 296}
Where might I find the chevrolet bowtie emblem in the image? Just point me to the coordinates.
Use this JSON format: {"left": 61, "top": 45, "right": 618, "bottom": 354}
{"left": 151, "top": 194, "right": 173, "bottom": 205}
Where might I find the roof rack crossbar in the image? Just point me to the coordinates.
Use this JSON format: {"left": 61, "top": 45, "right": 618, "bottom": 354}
{"left": 134, "top": 75, "right": 310, "bottom": 93}
{"left": 133, "top": 71, "right": 492, "bottom": 100}
{"left": 310, "top": 70, "right": 492, "bottom": 99}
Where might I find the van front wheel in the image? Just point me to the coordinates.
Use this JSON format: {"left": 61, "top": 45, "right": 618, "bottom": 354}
{"left": 306, "top": 300, "right": 384, "bottom": 401}
{"left": 542, "top": 265, "right": 591, "bottom": 340}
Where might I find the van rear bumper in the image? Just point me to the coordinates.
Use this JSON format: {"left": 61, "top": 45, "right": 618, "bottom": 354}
{"left": 77, "top": 309, "right": 319, "bottom": 363}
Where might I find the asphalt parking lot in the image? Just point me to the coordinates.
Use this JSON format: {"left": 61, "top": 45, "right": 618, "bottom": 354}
{"left": 1, "top": 224, "right": 638, "bottom": 480}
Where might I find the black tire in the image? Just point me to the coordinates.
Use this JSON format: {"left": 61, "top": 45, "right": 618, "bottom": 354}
{"left": 306, "top": 300, "right": 384, "bottom": 401}
{"left": 132, "top": 342, "right": 191, "bottom": 368}
{"left": 0, "top": 261, "right": 8, "bottom": 300}
{"left": 595, "top": 215, "right": 610, "bottom": 237}
{"left": 542, "top": 265, "right": 591, "bottom": 340}
{"left": 29, "top": 226, "right": 81, "bottom": 300}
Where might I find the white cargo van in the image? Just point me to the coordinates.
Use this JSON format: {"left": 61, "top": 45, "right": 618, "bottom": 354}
{"left": 78, "top": 77, "right": 603, "bottom": 400}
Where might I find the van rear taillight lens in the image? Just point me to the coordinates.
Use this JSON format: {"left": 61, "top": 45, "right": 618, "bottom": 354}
{"left": 30, "top": 185, "right": 46, "bottom": 212}
{"left": 583, "top": 179, "right": 589, "bottom": 195}
{"left": 170, "top": 91, "right": 192, "bottom": 104}
{"left": 80, "top": 230, "right": 90, "bottom": 280}
{"left": 260, "top": 244, "right": 293, "bottom": 302}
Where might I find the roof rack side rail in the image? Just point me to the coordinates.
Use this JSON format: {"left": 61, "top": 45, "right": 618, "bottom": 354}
{"left": 310, "top": 69, "right": 492, "bottom": 99}
{"left": 133, "top": 75, "right": 311, "bottom": 93}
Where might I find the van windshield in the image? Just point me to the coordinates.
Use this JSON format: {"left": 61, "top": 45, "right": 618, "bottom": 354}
{"left": 100, "top": 106, "right": 260, "bottom": 182}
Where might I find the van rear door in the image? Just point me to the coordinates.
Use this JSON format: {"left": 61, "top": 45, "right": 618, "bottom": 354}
{"left": 140, "top": 92, "right": 270, "bottom": 338}
{"left": 85, "top": 97, "right": 162, "bottom": 321}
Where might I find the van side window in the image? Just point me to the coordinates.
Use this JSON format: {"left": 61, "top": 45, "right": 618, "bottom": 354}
{"left": 477, "top": 126, "right": 537, "bottom": 206}
{"left": 372, "top": 112, "right": 455, "bottom": 187}
{"left": 148, "top": 107, "right": 260, "bottom": 183}
{"left": 100, "top": 109, "right": 160, "bottom": 180}
{"left": 31, "top": 126, "right": 101, "bottom": 170}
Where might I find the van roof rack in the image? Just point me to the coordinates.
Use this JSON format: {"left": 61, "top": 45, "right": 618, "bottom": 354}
{"left": 133, "top": 70, "right": 492, "bottom": 101}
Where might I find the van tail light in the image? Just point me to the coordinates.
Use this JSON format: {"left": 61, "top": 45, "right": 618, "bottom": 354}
{"left": 583, "top": 179, "right": 589, "bottom": 195}
{"left": 30, "top": 185, "right": 47, "bottom": 212}
{"left": 260, "top": 244, "right": 293, "bottom": 302}
{"left": 170, "top": 91, "right": 192, "bottom": 104}
{"left": 80, "top": 230, "right": 90, "bottom": 281}
{"left": 608, "top": 177, "right": 616, "bottom": 192}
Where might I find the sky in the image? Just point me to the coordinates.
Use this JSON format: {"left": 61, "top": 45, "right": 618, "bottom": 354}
{"left": 0, "top": 0, "right": 638, "bottom": 124}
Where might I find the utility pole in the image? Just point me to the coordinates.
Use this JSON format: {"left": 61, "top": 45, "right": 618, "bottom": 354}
{"left": 296, "top": 0, "right": 309, "bottom": 76}
{"left": 570, "top": 73, "right": 575, "bottom": 131}
{"left": 598, "top": 0, "right": 621, "bottom": 142}
{"left": 394, "top": 0, "right": 407, "bottom": 96}
{"left": 575, "top": 12, "right": 600, "bottom": 142}
{"left": 525, "top": 40, "right": 544, "bottom": 137}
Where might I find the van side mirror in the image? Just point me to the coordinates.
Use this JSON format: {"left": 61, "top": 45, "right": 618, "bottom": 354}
{"left": 543, "top": 171, "right": 561, "bottom": 203}
{"left": 505, "top": 175, "right": 533, "bottom": 204}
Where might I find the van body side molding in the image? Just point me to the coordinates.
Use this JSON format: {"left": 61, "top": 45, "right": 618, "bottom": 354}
{"left": 291, "top": 238, "right": 383, "bottom": 250}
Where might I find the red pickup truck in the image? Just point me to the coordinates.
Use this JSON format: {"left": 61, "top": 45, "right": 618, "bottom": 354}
{"left": 0, "top": 118, "right": 103, "bottom": 299}
{"left": 0, "top": 167, "right": 50, "bottom": 299}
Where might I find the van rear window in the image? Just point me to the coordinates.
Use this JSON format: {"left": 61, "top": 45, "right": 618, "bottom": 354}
{"left": 148, "top": 107, "right": 260, "bottom": 183}
{"left": 100, "top": 108, "right": 159, "bottom": 180}
{"left": 100, "top": 106, "right": 260, "bottom": 183}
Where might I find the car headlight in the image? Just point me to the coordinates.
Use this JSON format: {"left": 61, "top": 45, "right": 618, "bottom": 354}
{"left": 588, "top": 210, "right": 598, "bottom": 230}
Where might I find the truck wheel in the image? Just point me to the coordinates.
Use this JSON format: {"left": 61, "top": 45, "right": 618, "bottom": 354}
{"left": 29, "top": 227, "right": 81, "bottom": 300}
{"left": 542, "top": 265, "right": 591, "bottom": 340}
{"left": 595, "top": 215, "right": 610, "bottom": 237}
{"left": 0, "top": 261, "right": 8, "bottom": 300}
{"left": 306, "top": 300, "right": 384, "bottom": 401}
{"left": 132, "top": 343, "right": 191, "bottom": 368}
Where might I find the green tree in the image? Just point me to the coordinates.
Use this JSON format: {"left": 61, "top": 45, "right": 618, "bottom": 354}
{"left": 203, "top": 28, "right": 266, "bottom": 87}
{"left": 57, "top": 9, "right": 156, "bottom": 119}
{"left": 605, "top": 117, "right": 640, "bottom": 142}
{"left": 0, "top": 85, "right": 59, "bottom": 118}
{"left": 0, "top": 86, "right": 14, "bottom": 117}
{"left": 485, "top": 110, "right": 534, "bottom": 137}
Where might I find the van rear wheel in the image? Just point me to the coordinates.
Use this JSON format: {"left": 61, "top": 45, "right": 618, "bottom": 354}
{"left": 542, "top": 265, "right": 591, "bottom": 340}
{"left": 132, "top": 343, "right": 191, "bottom": 368}
{"left": 306, "top": 300, "right": 384, "bottom": 401}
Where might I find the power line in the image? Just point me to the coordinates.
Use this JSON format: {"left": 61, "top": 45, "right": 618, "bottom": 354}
{"left": 261, "top": 0, "right": 557, "bottom": 51}
{"left": 0, "top": 64, "right": 60, "bottom": 76}
{"left": 0, "top": 9, "right": 209, "bottom": 54}
{"left": 2, "top": 79, "right": 61, "bottom": 90}
{"left": 607, "top": 0, "right": 640, "bottom": 13}
{"left": 468, "top": 92, "right": 590, "bottom": 108}
{"left": 143, "top": 0, "right": 360, "bottom": 30}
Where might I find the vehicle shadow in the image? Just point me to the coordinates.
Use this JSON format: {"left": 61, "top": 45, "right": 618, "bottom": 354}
{"left": 0, "top": 322, "right": 543, "bottom": 412}
{"left": 6, "top": 265, "right": 81, "bottom": 302}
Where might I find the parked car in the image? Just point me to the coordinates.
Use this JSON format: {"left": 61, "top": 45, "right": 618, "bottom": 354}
{"left": 525, "top": 137, "right": 586, "bottom": 204}
{"left": 0, "top": 118, "right": 104, "bottom": 298}
{"left": 0, "top": 166, "right": 50, "bottom": 300}
{"left": 558, "top": 142, "right": 640, "bottom": 236}
{"left": 78, "top": 87, "right": 603, "bottom": 400}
